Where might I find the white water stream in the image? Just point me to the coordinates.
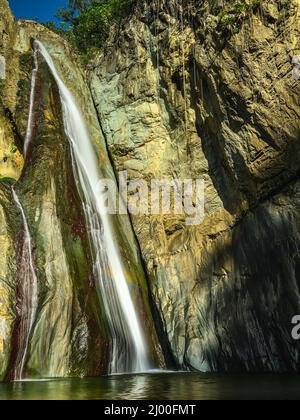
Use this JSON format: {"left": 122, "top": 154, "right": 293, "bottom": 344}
{"left": 34, "top": 41, "right": 150, "bottom": 373}
{"left": 11, "top": 188, "right": 38, "bottom": 380}
{"left": 23, "top": 45, "right": 38, "bottom": 157}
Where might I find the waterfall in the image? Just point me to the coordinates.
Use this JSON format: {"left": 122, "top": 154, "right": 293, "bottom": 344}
{"left": 11, "top": 188, "right": 38, "bottom": 380}
{"left": 34, "top": 41, "right": 151, "bottom": 374}
{"left": 23, "top": 45, "right": 38, "bottom": 157}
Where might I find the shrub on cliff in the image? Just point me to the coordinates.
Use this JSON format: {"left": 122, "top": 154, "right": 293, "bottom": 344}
{"left": 219, "top": 0, "right": 261, "bottom": 34}
{"left": 51, "top": 0, "right": 136, "bottom": 53}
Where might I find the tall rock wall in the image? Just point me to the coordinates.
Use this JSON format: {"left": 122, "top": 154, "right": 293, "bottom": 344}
{"left": 0, "top": 0, "right": 163, "bottom": 380}
{"left": 90, "top": 0, "right": 300, "bottom": 371}
{"left": 1, "top": 0, "right": 300, "bottom": 377}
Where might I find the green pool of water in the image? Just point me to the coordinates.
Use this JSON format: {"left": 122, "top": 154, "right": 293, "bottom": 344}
{"left": 0, "top": 372, "right": 300, "bottom": 400}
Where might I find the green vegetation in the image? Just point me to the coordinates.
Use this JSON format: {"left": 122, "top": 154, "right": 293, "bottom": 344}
{"left": 44, "top": 0, "right": 137, "bottom": 54}
{"left": 43, "top": 20, "right": 70, "bottom": 37}
{"left": 219, "top": 0, "right": 261, "bottom": 34}
{"left": 0, "top": 175, "right": 15, "bottom": 183}
{"left": 10, "top": 144, "right": 18, "bottom": 154}
{"left": 0, "top": 80, "right": 6, "bottom": 92}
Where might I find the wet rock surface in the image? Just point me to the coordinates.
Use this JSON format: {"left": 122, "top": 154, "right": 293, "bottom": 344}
{"left": 0, "top": 0, "right": 300, "bottom": 377}
{"left": 0, "top": 0, "right": 162, "bottom": 379}
{"left": 89, "top": 0, "right": 300, "bottom": 371}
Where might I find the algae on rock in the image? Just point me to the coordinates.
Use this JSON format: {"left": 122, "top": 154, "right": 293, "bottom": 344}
{"left": 0, "top": 0, "right": 164, "bottom": 379}
{"left": 1, "top": 0, "right": 300, "bottom": 377}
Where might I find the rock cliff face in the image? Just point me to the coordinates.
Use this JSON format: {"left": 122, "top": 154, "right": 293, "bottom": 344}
{"left": 0, "top": 0, "right": 300, "bottom": 379}
{"left": 90, "top": 0, "right": 300, "bottom": 371}
{"left": 0, "top": 0, "right": 163, "bottom": 381}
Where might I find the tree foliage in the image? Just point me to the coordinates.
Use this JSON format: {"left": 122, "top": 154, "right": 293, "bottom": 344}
{"left": 51, "top": 0, "right": 136, "bottom": 53}
{"left": 56, "top": 0, "right": 92, "bottom": 26}
{"left": 219, "top": 0, "right": 261, "bottom": 34}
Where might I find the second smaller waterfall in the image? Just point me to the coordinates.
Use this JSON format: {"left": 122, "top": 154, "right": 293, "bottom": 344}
{"left": 12, "top": 188, "right": 38, "bottom": 380}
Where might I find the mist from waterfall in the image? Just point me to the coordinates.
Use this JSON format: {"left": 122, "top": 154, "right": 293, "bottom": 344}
{"left": 34, "top": 40, "right": 150, "bottom": 374}
{"left": 11, "top": 188, "right": 38, "bottom": 381}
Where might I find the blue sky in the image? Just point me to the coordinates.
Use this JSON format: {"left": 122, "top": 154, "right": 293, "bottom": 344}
{"left": 9, "top": 0, "right": 67, "bottom": 23}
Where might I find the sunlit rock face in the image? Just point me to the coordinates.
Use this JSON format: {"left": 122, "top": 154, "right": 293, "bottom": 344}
{"left": 0, "top": 3, "right": 111, "bottom": 378}
{"left": 0, "top": 0, "right": 300, "bottom": 379}
{"left": 0, "top": 0, "right": 163, "bottom": 381}
{"left": 89, "top": 0, "right": 300, "bottom": 371}
{"left": 0, "top": 0, "right": 23, "bottom": 181}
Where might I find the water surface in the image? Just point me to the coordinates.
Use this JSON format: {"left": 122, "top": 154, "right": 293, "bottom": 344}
{"left": 0, "top": 372, "right": 300, "bottom": 400}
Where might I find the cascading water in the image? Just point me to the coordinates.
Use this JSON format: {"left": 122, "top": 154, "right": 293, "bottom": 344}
{"left": 23, "top": 45, "right": 38, "bottom": 157}
{"left": 11, "top": 188, "right": 38, "bottom": 380}
{"left": 9, "top": 44, "right": 40, "bottom": 380}
{"left": 34, "top": 40, "right": 151, "bottom": 374}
